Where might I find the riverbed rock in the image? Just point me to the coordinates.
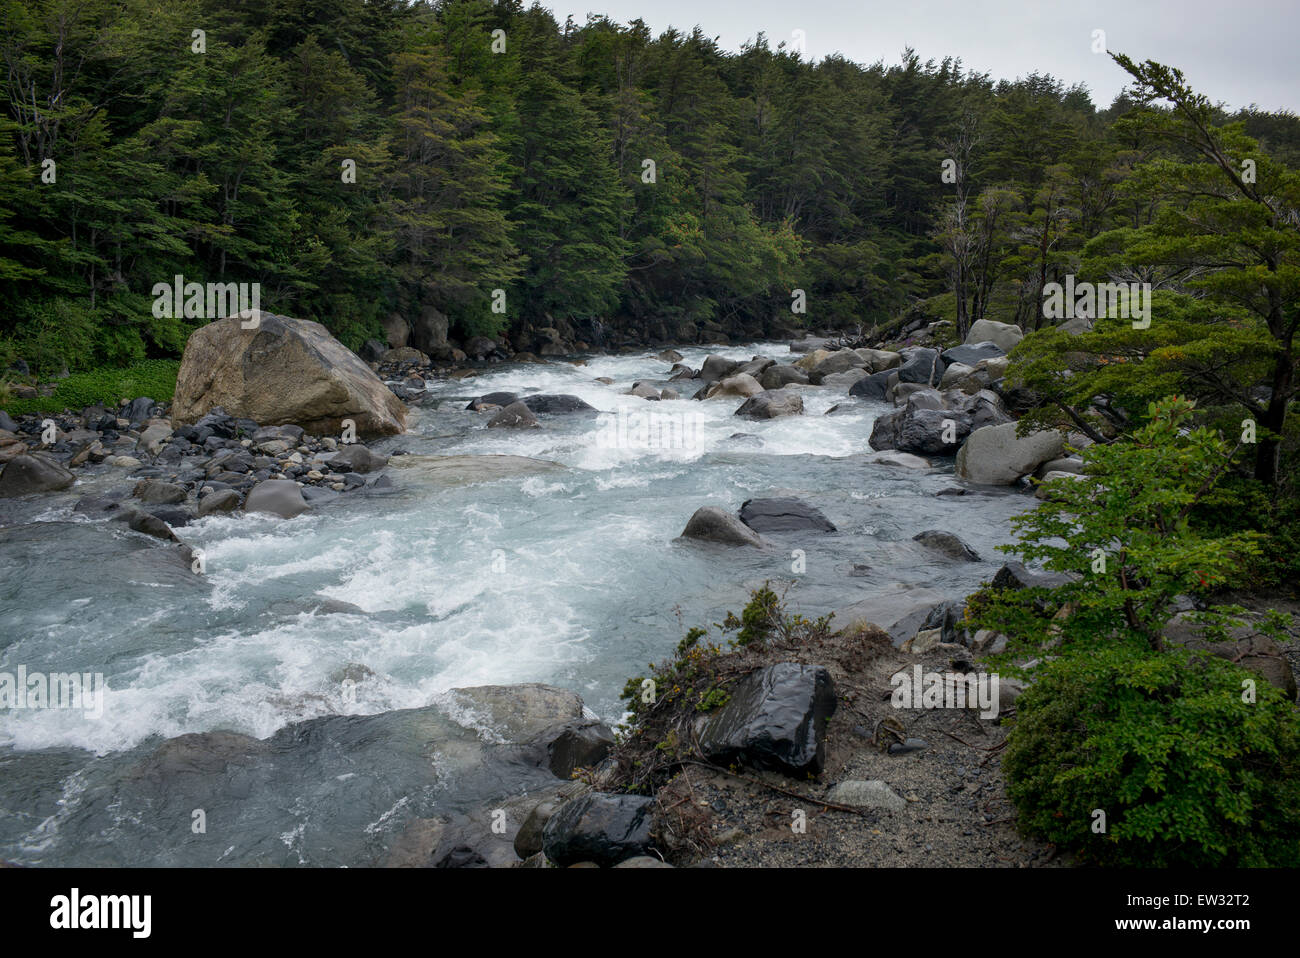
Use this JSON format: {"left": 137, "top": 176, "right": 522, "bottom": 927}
{"left": 0, "top": 453, "right": 75, "bottom": 497}
{"left": 327, "top": 444, "right": 388, "bottom": 474}
{"left": 133, "top": 479, "right": 187, "bottom": 505}
{"left": 734, "top": 389, "right": 803, "bottom": 420}
{"left": 541, "top": 792, "right": 655, "bottom": 867}
{"left": 955, "top": 422, "right": 1064, "bottom": 485}
{"left": 706, "top": 373, "right": 763, "bottom": 400}
{"left": 698, "top": 355, "right": 741, "bottom": 384}
{"left": 847, "top": 369, "right": 897, "bottom": 401}
{"left": 759, "top": 364, "right": 810, "bottom": 390}
{"left": 941, "top": 341, "right": 1005, "bottom": 368}
{"left": 198, "top": 488, "right": 242, "bottom": 515}
{"left": 854, "top": 349, "right": 904, "bottom": 372}
{"left": 965, "top": 319, "right": 1023, "bottom": 353}
{"left": 244, "top": 479, "right": 308, "bottom": 518}
{"left": 698, "top": 663, "right": 837, "bottom": 777}
{"left": 991, "top": 561, "right": 1075, "bottom": 592}
{"left": 868, "top": 450, "right": 932, "bottom": 469}
{"left": 519, "top": 394, "right": 597, "bottom": 416}
{"left": 913, "top": 530, "right": 980, "bottom": 561}
{"left": 679, "top": 506, "right": 767, "bottom": 548}
{"left": 738, "top": 497, "right": 836, "bottom": 533}
{"left": 657, "top": 349, "right": 684, "bottom": 363}
{"left": 487, "top": 401, "right": 540, "bottom": 429}
{"left": 827, "top": 779, "right": 906, "bottom": 811}
{"left": 446, "top": 683, "right": 585, "bottom": 741}
{"left": 532, "top": 718, "right": 616, "bottom": 779}
{"left": 389, "top": 454, "right": 563, "bottom": 486}
{"left": 895, "top": 347, "right": 943, "bottom": 386}
{"left": 467, "top": 392, "right": 518, "bottom": 411}
{"left": 171, "top": 312, "right": 408, "bottom": 438}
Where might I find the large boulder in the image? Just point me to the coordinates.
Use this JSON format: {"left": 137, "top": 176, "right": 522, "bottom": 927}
{"left": 697, "top": 355, "right": 741, "bottom": 385}
{"left": 327, "top": 444, "right": 388, "bottom": 474}
{"left": 913, "top": 530, "right": 980, "bottom": 561}
{"left": 519, "top": 394, "right": 598, "bottom": 416}
{"left": 487, "top": 401, "right": 540, "bottom": 429}
{"left": 679, "top": 506, "right": 766, "bottom": 548}
{"left": 854, "top": 349, "right": 904, "bottom": 372}
{"left": 0, "top": 453, "right": 75, "bottom": 497}
{"left": 759, "top": 364, "right": 810, "bottom": 390}
{"left": 847, "top": 369, "right": 896, "bottom": 401}
{"left": 172, "top": 312, "right": 407, "bottom": 438}
{"left": 739, "top": 497, "right": 836, "bottom": 533}
{"left": 706, "top": 373, "right": 763, "bottom": 400}
{"left": 966, "top": 319, "right": 1023, "bottom": 353}
{"left": 244, "top": 479, "right": 308, "bottom": 518}
{"left": 409, "top": 305, "right": 449, "bottom": 355}
{"left": 895, "top": 348, "right": 943, "bottom": 386}
{"left": 466, "top": 391, "right": 518, "bottom": 411}
{"left": 955, "top": 422, "right": 1064, "bottom": 485}
{"left": 735, "top": 389, "right": 803, "bottom": 420}
{"left": 541, "top": 793, "right": 655, "bottom": 868}
{"left": 698, "top": 663, "right": 837, "bottom": 777}
{"left": 810, "top": 350, "right": 864, "bottom": 380}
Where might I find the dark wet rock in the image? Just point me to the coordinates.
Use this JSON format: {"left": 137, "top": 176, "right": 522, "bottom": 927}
{"left": 697, "top": 355, "right": 741, "bottom": 385}
{"left": 679, "top": 506, "right": 766, "bottom": 548}
{"left": 991, "top": 561, "right": 1075, "bottom": 592}
{"left": 467, "top": 391, "right": 519, "bottom": 411}
{"left": 514, "top": 799, "right": 561, "bottom": 859}
{"left": 739, "top": 497, "right": 836, "bottom": 533}
{"left": 699, "top": 663, "right": 837, "bottom": 777}
{"left": 519, "top": 394, "right": 597, "bottom": 416}
{"left": 895, "top": 347, "right": 943, "bottom": 386}
{"left": 541, "top": 792, "right": 655, "bottom": 868}
{"left": 0, "top": 453, "right": 75, "bottom": 497}
{"left": 913, "top": 530, "right": 980, "bottom": 561}
{"left": 847, "top": 369, "right": 896, "bottom": 401}
{"left": 532, "top": 718, "right": 616, "bottom": 779}
{"left": 759, "top": 364, "right": 809, "bottom": 390}
{"left": 198, "top": 488, "right": 242, "bottom": 516}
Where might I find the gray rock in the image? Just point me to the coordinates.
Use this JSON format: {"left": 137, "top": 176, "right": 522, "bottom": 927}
{"left": 698, "top": 663, "right": 837, "bottom": 776}
{"left": 941, "top": 341, "right": 1005, "bottom": 368}
{"left": 133, "top": 479, "right": 187, "bottom": 505}
{"left": 913, "top": 530, "right": 980, "bottom": 561}
{"left": 734, "top": 389, "right": 803, "bottom": 420}
{"left": 244, "top": 479, "right": 309, "bottom": 518}
{"left": 519, "top": 394, "right": 597, "bottom": 416}
{"left": 0, "top": 453, "right": 75, "bottom": 497}
{"left": 467, "top": 392, "right": 518, "bottom": 411}
{"left": 198, "top": 488, "right": 242, "bottom": 515}
{"left": 847, "top": 369, "right": 896, "bottom": 401}
{"left": 759, "top": 364, "right": 810, "bottom": 390}
{"left": 680, "top": 506, "right": 767, "bottom": 548}
{"left": 966, "top": 319, "right": 1024, "bottom": 352}
{"left": 533, "top": 718, "right": 616, "bottom": 779}
{"left": 514, "top": 799, "right": 561, "bottom": 859}
{"left": 328, "top": 444, "right": 388, "bottom": 473}
{"left": 895, "top": 348, "right": 943, "bottom": 386}
{"left": 487, "top": 401, "right": 540, "bottom": 429}
{"left": 955, "top": 423, "right": 1064, "bottom": 485}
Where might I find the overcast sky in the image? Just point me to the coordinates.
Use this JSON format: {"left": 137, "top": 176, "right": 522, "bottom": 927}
{"left": 541, "top": 0, "right": 1299, "bottom": 113}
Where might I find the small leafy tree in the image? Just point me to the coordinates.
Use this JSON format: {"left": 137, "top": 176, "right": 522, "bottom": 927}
{"left": 971, "top": 396, "right": 1268, "bottom": 656}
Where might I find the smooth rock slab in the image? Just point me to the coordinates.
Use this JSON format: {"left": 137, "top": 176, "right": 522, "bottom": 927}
{"left": 913, "top": 530, "right": 980, "bottom": 562}
{"left": 541, "top": 792, "right": 655, "bottom": 868}
{"left": 738, "top": 497, "right": 836, "bottom": 533}
{"left": 0, "top": 453, "right": 75, "bottom": 497}
{"left": 734, "top": 389, "right": 803, "bottom": 420}
{"left": 955, "top": 422, "right": 1064, "bottom": 485}
{"left": 699, "top": 663, "right": 837, "bottom": 776}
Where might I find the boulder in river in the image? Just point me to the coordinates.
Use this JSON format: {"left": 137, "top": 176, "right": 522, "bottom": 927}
{"left": 912, "top": 530, "right": 980, "bottom": 561}
{"left": 680, "top": 506, "right": 767, "bottom": 548}
{"left": 760, "top": 364, "right": 810, "bottom": 390}
{"left": 955, "top": 422, "right": 1064, "bottom": 485}
{"left": 698, "top": 663, "right": 837, "bottom": 777}
{"left": 244, "top": 479, "right": 309, "bottom": 518}
{"left": 171, "top": 312, "right": 408, "bottom": 438}
{"left": 519, "top": 394, "right": 598, "bottom": 416}
{"left": 706, "top": 373, "right": 763, "bottom": 400}
{"left": 895, "top": 347, "right": 943, "bottom": 386}
{"left": 739, "top": 497, "right": 836, "bottom": 533}
{"left": 734, "top": 389, "right": 803, "bottom": 420}
{"left": 467, "top": 391, "right": 518, "bottom": 411}
{"left": 327, "top": 444, "right": 389, "bottom": 474}
{"left": 541, "top": 792, "right": 656, "bottom": 868}
{"left": 847, "top": 369, "right": 896, "bottom": 401}
{"left": 0, "top": 453, "right": 75, "bottom": 497}
{"left": 487, "top": 401, "right": 539, "bottom": 429}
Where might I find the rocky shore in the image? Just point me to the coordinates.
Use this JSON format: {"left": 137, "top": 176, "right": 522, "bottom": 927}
{"left": 2, "top": 309, "right": 1295, "bottom": 868}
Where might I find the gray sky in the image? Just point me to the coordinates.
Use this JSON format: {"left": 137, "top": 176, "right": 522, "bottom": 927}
{"left": 542, "top": 0, "right": 1300, "bottom": 113}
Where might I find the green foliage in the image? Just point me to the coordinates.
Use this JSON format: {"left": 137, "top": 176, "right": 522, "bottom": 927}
{"left": 1003, "top": 644, "right": 1300, "bottom": 866}
{"left": 0, "top": 359, "right": 179, "bottom": 415}
{"left": 972, "top": 397, "right": 1266, "bottom": 657}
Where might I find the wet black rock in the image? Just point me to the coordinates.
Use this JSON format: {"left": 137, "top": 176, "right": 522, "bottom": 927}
{"left": 541, "top": 792, "right": 655, "bottom": 868}
{"left": 739, "top": 497, "right": 836, "bottom": 533}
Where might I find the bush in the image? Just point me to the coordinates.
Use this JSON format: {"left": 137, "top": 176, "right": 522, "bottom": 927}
{"left": 0, "top": 359, "right": 180, "bottom": 416}
{"left": 1003, "top": 645, "right": 1300, "bottom": 866}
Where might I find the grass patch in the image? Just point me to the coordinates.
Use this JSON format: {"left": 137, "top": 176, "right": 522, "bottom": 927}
{"left": 0, "top": 360, "right": 180, "bottom": 417}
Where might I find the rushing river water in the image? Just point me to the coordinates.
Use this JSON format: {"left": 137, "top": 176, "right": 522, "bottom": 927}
{"left": 0, "top": 342, "right": 1037, "bottom": 865}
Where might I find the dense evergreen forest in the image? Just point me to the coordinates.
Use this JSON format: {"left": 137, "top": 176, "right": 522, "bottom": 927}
{"left": 2, "top": 0, "right": 1297, "bottom": 364}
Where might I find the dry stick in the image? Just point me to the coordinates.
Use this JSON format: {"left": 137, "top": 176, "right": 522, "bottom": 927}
{"left": 939, "top": 728, "right": 1004, "bottom": 751}
{"left": 675, "top": 759, "right": 873, "bottom": 818}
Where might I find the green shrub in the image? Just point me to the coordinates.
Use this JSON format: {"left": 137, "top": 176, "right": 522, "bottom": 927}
{"left": 0, "top": 359, "right": 179, "bottom": 415}
{"left": 1003, "top": 645, "right": 1300, "bottom": 866}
